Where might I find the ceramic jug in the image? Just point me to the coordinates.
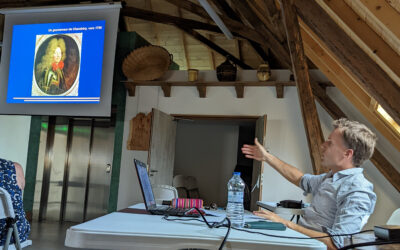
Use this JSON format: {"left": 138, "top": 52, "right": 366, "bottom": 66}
{"left": 257, "top": 63, "right": 271, "bottom": 81}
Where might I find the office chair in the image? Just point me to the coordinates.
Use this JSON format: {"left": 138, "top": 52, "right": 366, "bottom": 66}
{"left": 0, "top": 187, "right": 31, "bottom": 250}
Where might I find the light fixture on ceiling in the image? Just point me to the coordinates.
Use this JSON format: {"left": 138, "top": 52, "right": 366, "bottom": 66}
{"left": 198, "top": 0, "right": 233, "bottom": 40}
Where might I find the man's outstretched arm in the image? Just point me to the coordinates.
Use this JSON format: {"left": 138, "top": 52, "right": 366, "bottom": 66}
{"left": 241, "top": 138, "right": 304, "bottom": 186}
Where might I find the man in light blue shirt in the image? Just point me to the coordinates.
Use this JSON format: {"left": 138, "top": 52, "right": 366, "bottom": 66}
{"left": 242, "top": 118, "right": 377, "bottom": 249}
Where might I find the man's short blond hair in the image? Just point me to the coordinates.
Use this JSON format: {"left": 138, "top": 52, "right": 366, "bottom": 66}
{"left": 333, "top": 118, "right": 377, "bottom": 166}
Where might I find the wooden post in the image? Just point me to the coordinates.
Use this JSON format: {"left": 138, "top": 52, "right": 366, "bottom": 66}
{"left": 280, "top": 0, "right": 325, "bottom": 174}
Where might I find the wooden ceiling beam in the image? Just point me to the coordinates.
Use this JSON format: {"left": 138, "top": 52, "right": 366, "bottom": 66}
{"left": 165, "top": 0, "right": 211, "bottom": 21}
{"left": 176, "top": 25, "right": 252, "bottom": 69}
{"left": 231, "top": 0, "right": 291, "bottom": 69}
{"left": 346, "top": 0, "right": 400, "bottom": 54}
{"left": 212, "top": 0, "right": 270, "bottom": 62}
{"left": 299, "top": 22, "right": 400, "bottom": 192}
{"left": 164, "top": 0, "right": 269, "bottom": 62}
{"left": 258, "top": 0, "right": 286, "bottom": 41}
{"left": 121, "top": 6, "right": 221, "bottom": 33}
{"left": 280, "top": 0, "right": 325, "bottom": 174}
{"left": 248, "top": 0, "right": 285, "bottom": 43}
{"left": 294, "top": 0, "right": 400, "bottom": 126}
{"left": 318, "top": 0, "right": 400, "bottom": 86}
{"left": 121, "top": 6, "right": 265, "bottom": 45}
{"left": 212, "top": 0, "right": 334, "bottom": 105}
{"left": 300, "top": 19, "right": 400, "bottom": 153}
{"left": 209, "top": 0, "right": 240, "bottom": 20}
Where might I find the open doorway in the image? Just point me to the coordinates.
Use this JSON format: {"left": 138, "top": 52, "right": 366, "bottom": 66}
{"left": 171, "top": 114, "right": 267, "bottom": 211}
{"left": 143, "top": 109, "right": 267, "bottom": 211}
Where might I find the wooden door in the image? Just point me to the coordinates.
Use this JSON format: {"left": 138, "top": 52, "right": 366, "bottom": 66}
{"left": 148, "top": 108, "right": 177, "bottom": 186}
{"left": 250, "top": 115, "right": 267, "bottom": 211}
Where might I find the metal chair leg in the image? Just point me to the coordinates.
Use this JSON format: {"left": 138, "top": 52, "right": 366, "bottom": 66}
{"left": 12, "top": 223, "right": 22, "bottom": 250}
{"left": 4, "top": 226, "right": 13, "bottom": 250}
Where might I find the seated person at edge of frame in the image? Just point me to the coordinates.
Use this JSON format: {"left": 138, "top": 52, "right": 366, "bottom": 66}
{"left": 0, "top": 159, "right": 31, "bottom": 246}
{"left": 241, "top": 118, "right": 377, "bottom": 250}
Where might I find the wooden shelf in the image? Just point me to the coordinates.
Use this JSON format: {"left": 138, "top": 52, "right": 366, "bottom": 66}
{"left": 123, "top": 80, "right": 297, "bottom": 98}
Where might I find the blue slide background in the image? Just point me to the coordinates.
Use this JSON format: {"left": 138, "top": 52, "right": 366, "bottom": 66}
{"left": 7, "top": 20, "right": 105, "bottom": 103}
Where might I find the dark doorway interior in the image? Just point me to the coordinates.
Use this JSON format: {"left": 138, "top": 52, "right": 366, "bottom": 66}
{"left": 235, "top": 125, "right": 255, "bottom": 210}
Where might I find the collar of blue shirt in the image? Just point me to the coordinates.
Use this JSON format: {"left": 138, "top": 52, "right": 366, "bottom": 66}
{"left": 326, "top": 168, "right": 364, "bottom": 182}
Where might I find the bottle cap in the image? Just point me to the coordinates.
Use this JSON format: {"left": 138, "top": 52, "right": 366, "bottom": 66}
{"left": 233, "top": 172, "right": 241, "bottom": 176}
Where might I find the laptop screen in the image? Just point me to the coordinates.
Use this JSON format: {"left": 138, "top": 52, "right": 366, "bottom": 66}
{"left": 134, "top": 159, "right": 157, "bottom": 209}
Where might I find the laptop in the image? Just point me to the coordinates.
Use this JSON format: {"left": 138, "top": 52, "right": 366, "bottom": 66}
{"left": 134, "top": 158, "right": 199, "bottom": 217}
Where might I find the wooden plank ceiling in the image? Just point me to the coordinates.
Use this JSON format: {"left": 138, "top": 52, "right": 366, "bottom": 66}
{"left": 1, "top": 0, "right": 400, "bottom": 191}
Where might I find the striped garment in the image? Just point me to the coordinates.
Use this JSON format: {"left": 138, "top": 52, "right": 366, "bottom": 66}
{"left": 0, "top": 159, "right": 30, "bottom": 246}
{"left": 172, "top": 198, "right": 203, "bottom": 209}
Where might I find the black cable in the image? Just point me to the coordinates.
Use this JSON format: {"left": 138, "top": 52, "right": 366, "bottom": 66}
{"left": 162, "top": 208, "right": 376, "bottom": 248}
{"left": 162, "top": 214, "right": 398, "bottom": 250}
{"left": 219, "top": 217, "right": 231, "bottom": 250}
{"left": 338, "top": 239, "right": 400, "bottom": 250}
{"left": 162, "top": 208, "right": 231, "bottom": 250}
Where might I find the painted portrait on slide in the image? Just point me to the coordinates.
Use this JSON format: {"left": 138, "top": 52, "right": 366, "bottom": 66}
{"left": 32, "top": 34, "right": 81, "bottom": 96}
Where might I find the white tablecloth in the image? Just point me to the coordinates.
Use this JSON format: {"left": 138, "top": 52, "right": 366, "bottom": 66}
{"left": 65, "top": 204, "right": 326, "bottom": 250}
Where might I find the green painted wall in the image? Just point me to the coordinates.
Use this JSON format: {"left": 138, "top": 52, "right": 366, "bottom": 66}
{"left": 23, "top": 116, "right": 42, "bottom": 212}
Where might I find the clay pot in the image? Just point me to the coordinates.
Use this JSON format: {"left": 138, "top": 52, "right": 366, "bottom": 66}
{"left": 216, "top": 57, "right": 237, "bottom": 81}
{"left": 257, "top": 63, "right": 271, "bottom": 81}
{"left": 188, "top": 69, "right": 199, "bottom": 81}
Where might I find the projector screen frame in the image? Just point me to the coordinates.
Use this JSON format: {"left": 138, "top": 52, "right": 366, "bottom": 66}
{"left": 0, "top": 2, "right": 121, "bottom": 117}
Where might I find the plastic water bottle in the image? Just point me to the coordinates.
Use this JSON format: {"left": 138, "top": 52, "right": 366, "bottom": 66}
{"left": 226, "top": 172, "right": 245, "bottom": 228}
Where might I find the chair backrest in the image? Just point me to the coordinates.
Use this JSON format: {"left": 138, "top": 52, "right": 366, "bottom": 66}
{"left": 387, "top": 208, "right": 400, "bottom": 225}
{"left": 172, "top": 175, "right": 186, "bottom": 188}
{"left": 172, "top": 175, "right": 200, "bottom": 198}
{"left": 153, "top": 185, "right": 178, "bottom": 204}
{"left": 0, "top": 187, "right": 15, "bottom": 219}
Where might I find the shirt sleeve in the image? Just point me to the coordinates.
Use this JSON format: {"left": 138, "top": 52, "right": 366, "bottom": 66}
{"left": 322, "top": 191, "right": 375, "bottom": 248}
{"left": 299, "top": 173, "right": 326, "bottom": 195}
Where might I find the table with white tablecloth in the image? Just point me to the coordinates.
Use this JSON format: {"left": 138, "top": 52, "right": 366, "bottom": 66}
{"left": 65, "top": 204, "right": 326, "bottom": 250}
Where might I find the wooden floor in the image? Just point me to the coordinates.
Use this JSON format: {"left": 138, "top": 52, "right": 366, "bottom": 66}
{"left": 25, "top": 221, "right": 78, "bottom": 250}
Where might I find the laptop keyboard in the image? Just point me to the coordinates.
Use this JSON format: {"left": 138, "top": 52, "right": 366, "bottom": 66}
{"left": 149, "top": 207, "right": 197, "bottom": 217}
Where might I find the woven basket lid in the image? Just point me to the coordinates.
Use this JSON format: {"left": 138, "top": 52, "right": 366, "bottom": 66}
{"left": 122, "top": 45, "right": 172, "bottom": 81}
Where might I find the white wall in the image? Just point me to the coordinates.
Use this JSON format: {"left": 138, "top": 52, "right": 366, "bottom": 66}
{"left": 117, "top": 70, "right": 314, "bottom": 209}
{"left": 318, "top": 88, "right": 400, "bottom": 229}
{"left": 118, "top": 69, "right": 400, "bottom": 232}
{"left": 0, "top": 115, "right": 31, "bottom": 173}
{"left": 174, "top": 122, "right": 239, "bottom": 206}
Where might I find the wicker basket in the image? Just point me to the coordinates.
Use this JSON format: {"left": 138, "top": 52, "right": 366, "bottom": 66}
{"left": 122, "top": 45, "right": 172, "bottom": 81}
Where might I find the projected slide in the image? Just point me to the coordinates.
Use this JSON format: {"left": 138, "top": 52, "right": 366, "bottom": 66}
{"left": 7, "top": 20, "right": 105, "bottom": 103}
